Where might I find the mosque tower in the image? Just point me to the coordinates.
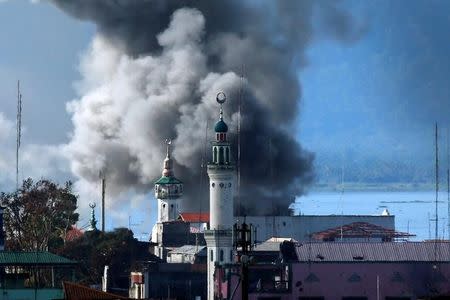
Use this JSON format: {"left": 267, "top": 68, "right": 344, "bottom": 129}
{"left": 151, "top": 140, "right": 184, "bottom": 259}
{"left": 154, "top": 139, "right": 183, "bottom": 223}
{"left": 204, "top": 92, "right": 236, "bottom": 300}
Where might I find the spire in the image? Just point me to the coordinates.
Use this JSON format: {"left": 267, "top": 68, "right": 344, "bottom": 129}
{"left": 87, "top": 203, "right": 97, "bottom": 231}
{"left": 214, "top": 92, "right": 228, "bottom": 133}
{"left": 162, "top": 139, "right": 174, "bottom": 177}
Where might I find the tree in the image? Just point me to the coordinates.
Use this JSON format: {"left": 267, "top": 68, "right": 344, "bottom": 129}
{"left": 1, "top": 178, "right": 79, "bottom": 252}
{"left": 59, "top": 228, "right": 156, "bottom": 286}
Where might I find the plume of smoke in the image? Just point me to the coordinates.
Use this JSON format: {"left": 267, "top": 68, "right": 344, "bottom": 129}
{"left": 52, "top": 1, "right": 365, "bottom": 215}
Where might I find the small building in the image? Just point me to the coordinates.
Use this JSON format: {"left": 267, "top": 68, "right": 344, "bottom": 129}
{"left": 167, "top": 245, "right": 207, "bottom": 264}
{"left": 0, "top": 251, "right": 77, "bottom": 300}
{"left": 130, "top": 262, "right": 207, "bottom": 300}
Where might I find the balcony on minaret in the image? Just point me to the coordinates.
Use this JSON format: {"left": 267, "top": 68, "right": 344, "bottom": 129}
{"left": 154, "top": 180, "right": 182, "bottom": 199}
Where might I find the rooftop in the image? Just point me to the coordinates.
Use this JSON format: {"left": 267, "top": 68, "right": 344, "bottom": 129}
{"left": 63, "top": 281, "right": 128, "bottom": 300}
{"left": 168, "top": 245, "right": 207, "bottom": 256}
{"left": 0, "top": 251, "right": 76, "bottom": 266}
{"left": 155, "top": 176, "right": 182, "bottom": 185}
{"left": 255, "top": 237, "right": 298, "bottom": 252}
{"left": 178, "top": 212, "right": 209, "bottom": 223}
{"left": 312, "top": 222, "right": 414, "bottom": 240}
{"left": 296, "top": 241, "right": 450, "bottom": 262}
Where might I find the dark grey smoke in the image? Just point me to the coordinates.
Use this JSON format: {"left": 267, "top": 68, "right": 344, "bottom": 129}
{"left": 51, "top": 0, "right": 364, "bottom": 215}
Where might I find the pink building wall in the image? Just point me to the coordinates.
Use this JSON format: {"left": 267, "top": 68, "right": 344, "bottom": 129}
{"left": 220, "top": 263, "right": 450, "bottom": 300}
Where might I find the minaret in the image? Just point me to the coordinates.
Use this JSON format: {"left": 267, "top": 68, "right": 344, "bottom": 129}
{"left": 205, "top": 92, "right": 235, "bottom": 300}
{"left": 154, "top": 139, "right": 183, "bottom": 223}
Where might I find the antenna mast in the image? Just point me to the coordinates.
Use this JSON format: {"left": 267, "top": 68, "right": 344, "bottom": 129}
{"left": 237, "top": 66, "right": 244, "bottom": 218}
{"left": 447, "top": 128, "right": 450, "bottom": 240}
{"left": 100, "top": 171, "right": 106, "bottom": 232}
{"left": 16, "top": 80, "right": 22, "bottom": 190}
{"left": 434, "top": 123, "right": 439, "bottom": 259}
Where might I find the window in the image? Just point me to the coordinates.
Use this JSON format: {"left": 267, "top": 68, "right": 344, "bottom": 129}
{"left": 220, "top": 249, "right": 224, "bottom": 262}
{"left": 213, "top": 147, "right": 218, "bottom": 163}
{"left": 210, "top": 250, "right": 213, "bottom": 262}
{"left": 225, "top": 147, "right": 230, "bottom": 163}
{"left": 219, "top": 147, "right": 224, "bottom": 164}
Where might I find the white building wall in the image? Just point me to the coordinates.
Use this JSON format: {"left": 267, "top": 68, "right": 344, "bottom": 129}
{"left": 157, "top": 198, "right": 180, "bottom": 223}
{"left": 208, "top": 168, "right": 235, "bottom": 230}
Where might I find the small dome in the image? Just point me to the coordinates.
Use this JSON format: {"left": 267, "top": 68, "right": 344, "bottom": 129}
{"left": 215, "top": 119, "right": 228, "bottom": 133}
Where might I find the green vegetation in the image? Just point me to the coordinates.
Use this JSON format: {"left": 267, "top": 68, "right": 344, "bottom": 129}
{"left": 1, "top": 178, "right": 79, "bottom": 252}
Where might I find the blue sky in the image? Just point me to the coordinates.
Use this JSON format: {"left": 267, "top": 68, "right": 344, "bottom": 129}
{"left": 0, "top": 0, "right": 449, "bottom": 230}
{"left": 300, "top": 0, "right": 450, "bottom": 179}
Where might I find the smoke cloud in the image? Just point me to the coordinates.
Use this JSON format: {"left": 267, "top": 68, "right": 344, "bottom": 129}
{"left": 51, "top": 1, "right": 364, "bottom": 215}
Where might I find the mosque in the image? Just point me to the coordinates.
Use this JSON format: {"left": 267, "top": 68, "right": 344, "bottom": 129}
{"left": 149, "top": 92, "right": 398, "bottom": 299}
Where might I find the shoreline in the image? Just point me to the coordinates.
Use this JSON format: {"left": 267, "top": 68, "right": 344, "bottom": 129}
{"left": 310, "top": 182, "right": 435, "bottom": 193}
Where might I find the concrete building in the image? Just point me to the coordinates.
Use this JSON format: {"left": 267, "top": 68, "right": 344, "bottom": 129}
{"left": 167, "top": 245, "right": 207, "bottom": 264}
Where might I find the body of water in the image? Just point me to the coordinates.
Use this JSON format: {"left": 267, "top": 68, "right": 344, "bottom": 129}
{"left": 294, "top": 191, "right": 450, "bottom": 241}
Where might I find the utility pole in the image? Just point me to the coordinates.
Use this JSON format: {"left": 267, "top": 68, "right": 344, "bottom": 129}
{"left": 233, "top": 219, "right": 254, "bottom": 300}
{"left": 16, "top": 80, "right": 22, "bottom": 190}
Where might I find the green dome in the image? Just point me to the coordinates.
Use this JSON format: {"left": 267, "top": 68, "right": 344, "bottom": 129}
{"left": 214, "top": 119, "right": 228, "bottom": 133}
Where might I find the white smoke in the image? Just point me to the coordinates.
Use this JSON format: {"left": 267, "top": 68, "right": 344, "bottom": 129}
{"left": 65, "top": 8, "right": 241, "bottom": 212}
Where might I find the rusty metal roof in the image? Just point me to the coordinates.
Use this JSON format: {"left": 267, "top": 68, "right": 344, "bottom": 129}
{"left": 63, "top": 282, "right": 129, "bottom": 300}
{"left": 296, "top": 242, "right": 450, "bottom": 262}
{"left": 311, "top": 222, "right": 415, "bottom": 240}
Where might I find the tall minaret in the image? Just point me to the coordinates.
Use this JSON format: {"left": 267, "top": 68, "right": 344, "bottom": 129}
{"left": 205, "top": 92, "right": 235, "bottom": 300}
{"left": 154, "top": 139, "right": 183, "bottom": 223}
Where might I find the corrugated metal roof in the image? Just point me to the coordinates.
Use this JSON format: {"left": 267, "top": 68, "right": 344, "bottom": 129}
{"left": 312, "top": 222, "right": 415, "bottom": 240}
{"left": 0, "top": 251, "right": 76, "bottom": 265}
{"left": 168, "top": 245, "right": 206, "bottom": 256}
{"left": 255, "top": 238, "right": 298, "bottom": 252}
{"left": 296, "top": 242, "right": 450, "bottom": 262}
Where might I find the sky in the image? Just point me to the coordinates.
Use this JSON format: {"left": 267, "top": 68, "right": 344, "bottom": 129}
{"left": 0, "top": 0, "right": 449, "bottom": 232}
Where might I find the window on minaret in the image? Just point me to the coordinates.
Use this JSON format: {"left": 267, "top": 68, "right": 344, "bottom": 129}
{"left": 219, "top": 147, "right": 224, "bottom": 164}
{"left": 225, "top": 147, "right": 230, "bottom": 164}
{"left": 213, "top": 147, "right": 218, "bottom": 163}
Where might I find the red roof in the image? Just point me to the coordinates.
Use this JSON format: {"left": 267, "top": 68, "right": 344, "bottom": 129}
{"left": 63, "top": 281, "right": 129, "bottom": 299}
{"left": 312, "top": 222, "right": 415, "bottom": 240}
{"left": 178, "top": 212, "right": 209, "bottom": 223}
{"left": 65, "top": 226, "right": 84, "bottom": 242}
